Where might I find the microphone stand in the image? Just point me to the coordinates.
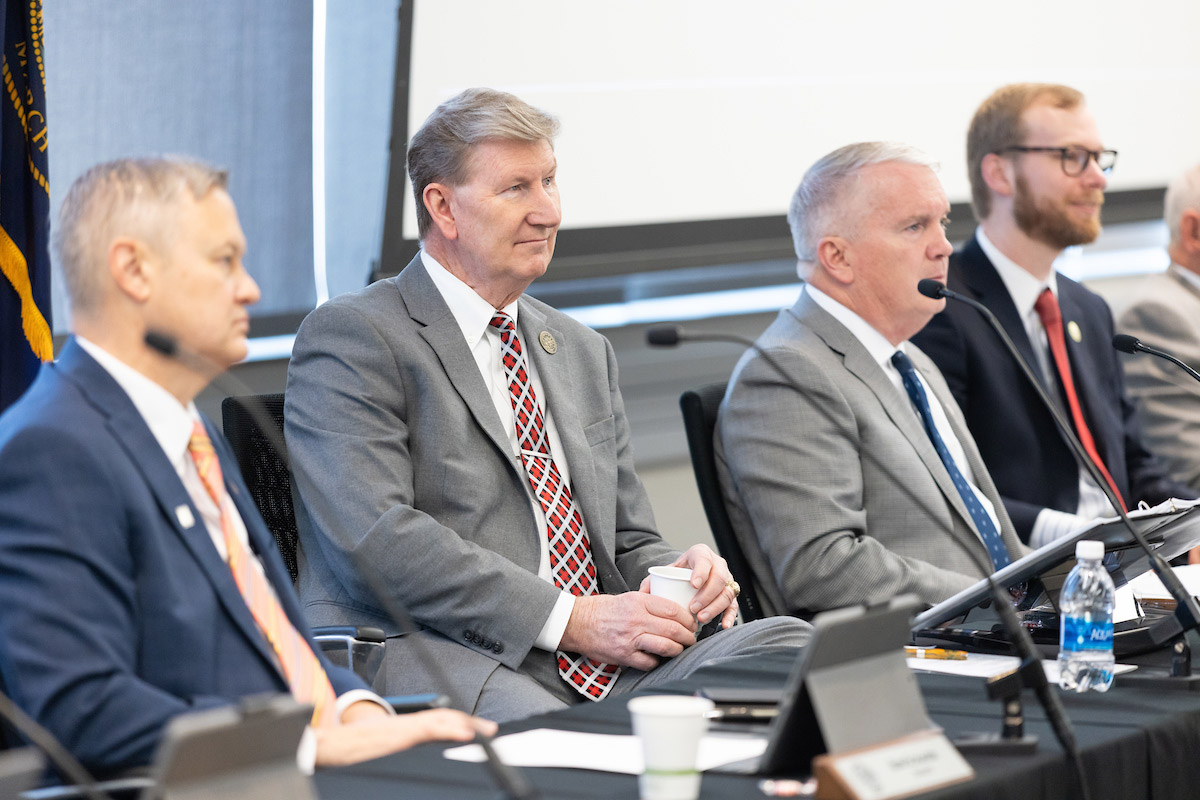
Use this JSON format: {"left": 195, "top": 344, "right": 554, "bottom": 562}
{"left": 647, "top": 322, "right": 1091, "bottom": 800}
{"left": 145, "top": 332, "right": 540, "bottom": 800}
{"left": 919, "top": 280, "right": 1200, "bottom": 686}
{"left": 1113, "top": 333, "right": 1200, "bottom": 383}
{"left": 0, "top": 690, "right": 117, "bottom": 800}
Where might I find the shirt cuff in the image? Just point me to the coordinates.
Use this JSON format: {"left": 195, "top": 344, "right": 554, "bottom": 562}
{"left": 1030, "top": 507, "right": 1093, "bottom": 550}
{"left": 335, "top": 689, "right": 394, "bottom": 718}
{"left": 534, "top": 592, "right": 576, "bottom": 651}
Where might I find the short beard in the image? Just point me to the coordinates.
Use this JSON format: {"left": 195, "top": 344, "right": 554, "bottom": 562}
{"left": 1012, "top": 174, "right": 1102, "bottom": 249}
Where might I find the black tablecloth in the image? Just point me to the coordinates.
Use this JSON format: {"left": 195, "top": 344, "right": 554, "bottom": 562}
{"left": 316, "top": 650, "right": 1200, "bottom": 799}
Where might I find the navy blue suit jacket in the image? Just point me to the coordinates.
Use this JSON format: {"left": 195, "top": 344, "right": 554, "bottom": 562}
{"left": 911, "top": 235, "right": 1193, "bottom": 541}
{"left": 0, "top": 339, "right": 365, "bottom": 775}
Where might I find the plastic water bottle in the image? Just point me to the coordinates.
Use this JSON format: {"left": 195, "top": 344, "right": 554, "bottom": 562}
{"left": 1058, "top": 539, "right": 1115, "bottom": 692}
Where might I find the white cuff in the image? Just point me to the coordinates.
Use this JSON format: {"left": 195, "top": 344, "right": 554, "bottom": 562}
{"left": 1030, "top": 507, "right": 1093, "bottom": 550}
{"left": 534, "top": 592, "right": 576, "bottom": 651}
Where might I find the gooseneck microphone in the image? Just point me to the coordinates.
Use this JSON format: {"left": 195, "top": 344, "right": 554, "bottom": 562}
{"left": 145, "top": 331, "right": 539, "bottom": 800}
{"left": 1113, "top": 333, "right": 1200, "bottom": 384}
{"left": 919, "top": 280, "right": 1200, "bottom": 649}
{"left": 646, "top": 320, "right": 1091, "bottom": 800}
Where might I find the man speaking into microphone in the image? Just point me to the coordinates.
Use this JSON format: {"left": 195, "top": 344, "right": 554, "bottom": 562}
{"left": 716, "top": 142, "right": 1026, "bottom": 618}
{"left": 0, "top": 158, "right": 493, "bottom": 777}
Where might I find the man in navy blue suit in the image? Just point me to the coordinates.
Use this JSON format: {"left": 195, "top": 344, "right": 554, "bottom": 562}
{"left": 0, "top": 158, "right": 492, "bottom": 776}
{"left": 913, "top": 83, "right": 1194, "bottom": 548}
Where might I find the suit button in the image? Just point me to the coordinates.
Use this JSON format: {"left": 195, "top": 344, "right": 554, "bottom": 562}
{"left": 492, "top": 642, "right": 504, "bottom": 654}
{"left": 463, "top": 630, "right": 473, "bottom": 642}
{"left": 480, "top": 637, "right": 492, "bottom": 648}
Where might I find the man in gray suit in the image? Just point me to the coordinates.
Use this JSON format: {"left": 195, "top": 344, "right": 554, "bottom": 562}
{"left": 716, "top": 142, "right": 1026, "bottom": 617}
{"left": 286, "top": 88, "right": 806, "bottom": 722}
{"left": 1118, "top": 163, "right": 1200, "bottom": 492}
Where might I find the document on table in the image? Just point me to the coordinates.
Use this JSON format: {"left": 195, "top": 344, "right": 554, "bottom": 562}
{"left": 906, "top": 653, "right": 1137, "bottom": 682}
{"left": 443, "top": 728, "right": 768, "bottom": 773}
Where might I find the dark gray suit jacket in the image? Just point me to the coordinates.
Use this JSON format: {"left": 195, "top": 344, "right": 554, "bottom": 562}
{"left": 715, "top": 293, "right": 1025, "bottom": 617}
{"left": 285, "top": 255, "right": 676, "bottom": 710}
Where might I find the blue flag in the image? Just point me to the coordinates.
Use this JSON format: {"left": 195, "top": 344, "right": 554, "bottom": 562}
{"left": 0, "top": 0, "right": 51, "bottom": 414}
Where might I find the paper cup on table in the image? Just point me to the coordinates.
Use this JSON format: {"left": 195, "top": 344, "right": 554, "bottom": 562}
{"left": 648, "top": 566, "right": 699, "bottom": 630}
{"left": 627, "top": 695, "right": 714, "bottom": 800}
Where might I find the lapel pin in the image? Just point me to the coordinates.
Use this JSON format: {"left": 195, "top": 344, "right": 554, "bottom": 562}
{"left": 175, "top": 504, "right": 196, "bottom": 529}
{"left": 539, "top": 331, "right": 558, "bottom": 355}
{"left": 1067, "top": 321, "right": 1082, "bottom": 343}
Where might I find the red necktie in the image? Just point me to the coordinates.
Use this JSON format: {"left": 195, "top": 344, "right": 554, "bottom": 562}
{"left": 188, "top": 422, "right": 339, "bottom": 725}
{"left": 1033, "top": 289, "right": 1127, "bottom": 512}
{"left": 490, "top": 313, "right": 621, "bottom": 701}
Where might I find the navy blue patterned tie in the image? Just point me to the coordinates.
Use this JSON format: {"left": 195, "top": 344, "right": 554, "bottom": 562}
{"left": 891, "top": 351, "right": 1010, "bottom": 571}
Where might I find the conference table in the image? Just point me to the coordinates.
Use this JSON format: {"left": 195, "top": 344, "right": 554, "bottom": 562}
{"left": 315, "top": 649, "right": 1200, "bottom": 799}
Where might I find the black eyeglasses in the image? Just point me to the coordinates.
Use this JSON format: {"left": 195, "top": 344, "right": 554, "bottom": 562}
{"left": 999, "top": 146, "right": 1118, "bottom": 177}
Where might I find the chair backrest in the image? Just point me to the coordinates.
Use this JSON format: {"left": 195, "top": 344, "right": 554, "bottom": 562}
{"left": 679, "top": 383, "right": 765, "bottom": 622}
{"left": 220, "top": 393, "right": 299, "bottom": 584}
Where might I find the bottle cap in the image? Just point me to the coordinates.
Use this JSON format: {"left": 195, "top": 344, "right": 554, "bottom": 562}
{"left": 1076, "top": 540, "right": 1104, "bottom": 560}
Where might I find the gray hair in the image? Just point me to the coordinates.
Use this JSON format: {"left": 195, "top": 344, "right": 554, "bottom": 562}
{"left": 407, "top": 87, "right": 560, "bottom": 239}
{"left": 55, "top": 156, "right": 228, "bottom": 317}
{"left": 788, "top": 142, "right": 938, "bottom": 276}
{"left": 1165, "top": 163, "right": 1200, "bottom": 247}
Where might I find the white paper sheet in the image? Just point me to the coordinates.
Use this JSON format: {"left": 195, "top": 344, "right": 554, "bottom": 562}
{"left": 443, "top": 728, "right": 768, "bottom": 774}
{"left": 907, "top": 654, "right": 1137, "bottom": 682}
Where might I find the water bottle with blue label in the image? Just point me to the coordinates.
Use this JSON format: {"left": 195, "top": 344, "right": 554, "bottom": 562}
{"left": 1058, "top": 539, "right": 1115, "bottom": 692}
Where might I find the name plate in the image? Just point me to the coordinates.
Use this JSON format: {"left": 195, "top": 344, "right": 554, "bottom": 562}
{"left": 813, "top": 730, "right": 974, "bottom": 800}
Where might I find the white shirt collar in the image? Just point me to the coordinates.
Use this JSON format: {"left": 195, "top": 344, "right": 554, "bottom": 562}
{"left": 803, "top": 283, "right": 908, "bottom": 370}
{"left": 420, "top": 251, "right": 520, "bottom": 344}
{"left": 976, "top": 226, "right": 1060, "bottom": 318}
{"left": 75, "top": 337, "right": 198, "bottom": 474}
{"left": 1172, "top": 262, "right": 1200, "bottom": 293}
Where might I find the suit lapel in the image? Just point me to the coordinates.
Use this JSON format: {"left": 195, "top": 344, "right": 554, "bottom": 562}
{"left": 794, "top": 297, "right": 978, "bottom": 531}
{"left": 957, "top": 237, "right": 1049, "bottom": 392}
{"left": 397, "top": 258, "right": 518, "bottom": 472}
{"left": 57, "top": 342, "right": 285, "bottom": 678}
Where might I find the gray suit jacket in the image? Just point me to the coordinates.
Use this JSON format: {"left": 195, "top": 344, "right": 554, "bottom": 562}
{"left": 714, "top": 293, "right": 1025, "bottom": 616}
{"left": 1117, "top": 263, "right": 1200, "bottom": 491}
{"left": 284, "top": 255, "right": 676, "bottom": 710}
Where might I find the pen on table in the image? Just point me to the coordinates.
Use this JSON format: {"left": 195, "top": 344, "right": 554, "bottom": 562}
{"left": 905, "top": 646, "right": 968, "bottom": 661}
{"left": 705, "top": 706, "right": 779, "bottom": 720}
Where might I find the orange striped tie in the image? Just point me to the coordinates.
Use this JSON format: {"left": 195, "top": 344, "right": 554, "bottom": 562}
{"left": 187, "top": 422, "right": 338, "bottom": 726}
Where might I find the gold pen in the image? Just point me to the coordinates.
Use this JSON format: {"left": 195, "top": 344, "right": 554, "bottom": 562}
{"left": 905, "top": 646, "right": 968, "bottom": 661}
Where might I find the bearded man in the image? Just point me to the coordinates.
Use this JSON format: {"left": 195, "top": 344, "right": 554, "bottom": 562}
{"left": 911, "top": 83, "right": 1194, "bottom": 548}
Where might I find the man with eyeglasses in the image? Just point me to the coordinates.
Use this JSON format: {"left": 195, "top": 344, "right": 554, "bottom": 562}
{"left": 913, "top": 83, "right": 1194, "bottom": 549}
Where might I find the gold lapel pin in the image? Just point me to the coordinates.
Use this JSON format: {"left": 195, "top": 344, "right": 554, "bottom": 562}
{"left": 539, "top": 331, "right": 558, "bottom": 355}
{"left": 1067, "top": 320, "right": 1082, "bottom": 343}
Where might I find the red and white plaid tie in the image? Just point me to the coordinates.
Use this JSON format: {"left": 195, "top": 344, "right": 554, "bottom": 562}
{"left": 490, "top": 313, "right": 621, "bottom": 701}
{"left": 188, "top": 422, "right": 339, "bottom": 726}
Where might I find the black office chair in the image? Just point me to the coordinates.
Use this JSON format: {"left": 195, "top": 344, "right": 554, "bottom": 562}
{"left": 679, "top": 383, "right": 765, "bottom": 622}
{"left": 221, "top": 394, "right": 384, "bottom": 685}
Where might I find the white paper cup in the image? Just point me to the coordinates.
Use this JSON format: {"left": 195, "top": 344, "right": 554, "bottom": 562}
{"left": 627, "top": 695, "right": 714, "bottom": 800}
{"left": 648, "top": 566, "right": 699, "bottom": 624}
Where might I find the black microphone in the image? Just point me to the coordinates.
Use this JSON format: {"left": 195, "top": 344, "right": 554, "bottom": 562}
{"left": 145, "top": 331, "right": 540, "bottom": 800}
{"left": 922, "top": 281, "right": 1200, "bottom": 649}
{"left": 647, "top": 320, "right": 1091, "bottom": 800}
{"left": 1113, "top": 333, "right": 1200, "bottom": 384}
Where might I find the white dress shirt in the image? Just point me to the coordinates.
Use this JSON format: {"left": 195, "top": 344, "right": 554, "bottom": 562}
{"left": 804, "top": 285, "right": 1003, "bottom": 543}
{"left": 420, "top": 252, "right": 576, "bottom": 651}
{"left": 977, "top": 229, "right": 1110, "bottom": 548}
{"left": 76, "top": 337, "right": 386, "bottom": 771}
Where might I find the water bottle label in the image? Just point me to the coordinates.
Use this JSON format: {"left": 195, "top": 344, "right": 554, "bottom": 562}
{"left": 1061, "top": 615, "right": 1113, "bottom": 652}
